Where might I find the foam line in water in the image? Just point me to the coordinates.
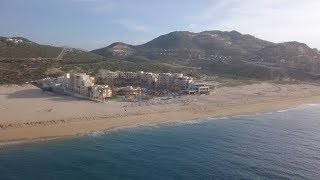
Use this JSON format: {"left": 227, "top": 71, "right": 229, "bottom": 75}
{"left": 207, "top": 116, "right": 230, "bottom": 120}
{"left": 304, "top": 103, "right": 320, "bottom": 107}
{"left": 0, "top": 140, "right": 26, "bottom": 147}
{"left": 293, "top": 103, "right": 320, "bottom": 110}
{"left": 84, "top": 117, "right": 232, "bottom": 138}
{"left": 83, "top": 124, "right": 161, "bottom": 137}
{"left": 0, "top": 137, "right": 59, "bottom": 148}
{"left": 232, "top": 112, "right": 264, "bottom": 118}
{"left": 277, "top": 109, "right": 291, "bottom": 113}
{"left": 165, "top": 120, "right": 203, "bottom": 126}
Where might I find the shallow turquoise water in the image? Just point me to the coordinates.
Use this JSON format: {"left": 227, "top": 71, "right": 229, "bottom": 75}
{"left": 1, "top": 104, "right": 320, "bottom": 179}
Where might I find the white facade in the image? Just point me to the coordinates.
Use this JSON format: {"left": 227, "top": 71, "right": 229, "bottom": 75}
{"left": 74, "top": 73, "right": 94, "bottom": 87}
{"left": 158, "top": 73, "right": 172, "bottom": 87}
{"left": 172, "top": 73, "right": 183, "bottom": 78}
{"left": 97, "top": 70, "right": 119, "bottom": 82}
{"left": 189, "top": 82, "right": 210, "bottom": 94}
{"left": 120, "top": 71, "right": 137, "bottom": 79}
{"left": 90, "top": 85, "right": 112, "bottom": 99}
{"left": 6, "top": 38, "right": 23, "bottom": 43}
{"left": 174, "top": 76, "right": 194, "bottom": 91}
{"left": 141, "top": 72, "right": 157, "bottom": 83}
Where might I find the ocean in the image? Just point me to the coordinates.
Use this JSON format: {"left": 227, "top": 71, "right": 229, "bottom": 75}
{"left": 1, "top": 104, "right": 320, "bottom": 180}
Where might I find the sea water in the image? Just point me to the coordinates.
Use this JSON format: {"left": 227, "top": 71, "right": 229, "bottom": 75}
{"left": 1, "top": 104, "right": 320, "bottom": 179}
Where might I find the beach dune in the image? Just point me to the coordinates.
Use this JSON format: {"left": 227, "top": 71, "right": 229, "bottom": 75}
{"left": 1, "top": 83, "right": 320, "bottom": 142}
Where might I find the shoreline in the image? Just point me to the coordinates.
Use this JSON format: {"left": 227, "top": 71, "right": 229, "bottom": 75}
{"left": 1, "top": 96, "right": 320, "bottom": 145}
{"left": 1, "top": 102, "right": 319, "bottom": 148}
{"left": 1, "top": 83, "right": 320, "bottom": 144}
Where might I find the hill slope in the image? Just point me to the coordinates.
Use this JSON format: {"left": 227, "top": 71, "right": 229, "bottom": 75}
{"left": 0, "top": 37, "right": 109, "bottom": 84}
{"left": 91, "top": 42, "right": 135, "bottom": 58}
{"left": 1, "top": 31, "right": 320, "bottom": 84}
{"left": 0, "top": 36, "right": 106, "bottom": 62}
{"left": 92, "top": 30, "right": 320, "bottom": 80}
{"left": 0, "top": 37, "right": 192, "bottom": 84}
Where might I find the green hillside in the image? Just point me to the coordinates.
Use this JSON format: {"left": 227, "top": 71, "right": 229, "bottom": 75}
{"left": 2, "top": 30, "right": 320, "bottom": 84}
{"left": 0, "top": 37, "right": 192, "bottom": 84}
{"left": 91, "top": 30, "right": 320, "bottom": 81}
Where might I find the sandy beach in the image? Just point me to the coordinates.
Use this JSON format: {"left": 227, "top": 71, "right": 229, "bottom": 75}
{"left": 1, "top": 82, "right": 320, "bottom": 143}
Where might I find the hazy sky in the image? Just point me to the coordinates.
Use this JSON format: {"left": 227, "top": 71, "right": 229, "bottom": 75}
{"left": 1, "top": 0, "right": 319, "bottom": 50}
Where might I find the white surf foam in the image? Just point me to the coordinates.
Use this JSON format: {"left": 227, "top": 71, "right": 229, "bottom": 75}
{"left": 84, "top": 124, "right": 161, "bottom": 137}
{"left": 277, "top": 109, "right": 291, "bottom": 113}
{"left": 0, "top": 138, "right": 59, "bottom": 148}
{"left": 304, "top": 103, "right": 320, "bottom": 107}
{"left": 167, "top": 120, "right": 203, "bottom": 126}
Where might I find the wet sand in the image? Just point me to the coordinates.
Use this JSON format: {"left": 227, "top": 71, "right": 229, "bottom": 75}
{"left": 1, "top": 83, "right": 320, "bottom": 142}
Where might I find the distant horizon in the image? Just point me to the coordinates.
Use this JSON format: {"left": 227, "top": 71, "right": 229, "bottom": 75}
{"left": 1, "top": 0, "right": 320, "bottom": 50}
{"left": 2, "top": 29, "right": 319, "bottom": 52}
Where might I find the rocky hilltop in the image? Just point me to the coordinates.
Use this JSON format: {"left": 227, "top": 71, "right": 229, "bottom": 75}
{"left": 1, "top": 30, "right": 320, "bottom": 84}
{"left": 92, "top": 30, "right": 320, "bottom": 80}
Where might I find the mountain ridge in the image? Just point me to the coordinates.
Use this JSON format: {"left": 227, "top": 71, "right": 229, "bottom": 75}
{"left": 91, "top": 30, "right": 320, "bottom": 80}
{"left": 1, "top": 30, "right": 320, "bottom": 84}
{"left": 0, "top": 36, "right": 191, "bottom": 84}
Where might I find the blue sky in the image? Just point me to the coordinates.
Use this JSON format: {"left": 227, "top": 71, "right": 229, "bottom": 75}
{"left": 1, "top": 0, "right": 320, "bottom": 50}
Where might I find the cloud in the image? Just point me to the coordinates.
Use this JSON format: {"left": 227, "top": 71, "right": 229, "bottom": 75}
{"left": 113, "top": 18, "right": 154, "bottom": 33}
{"left": 186, "top": 0, "right": 320, "bottom": 48}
